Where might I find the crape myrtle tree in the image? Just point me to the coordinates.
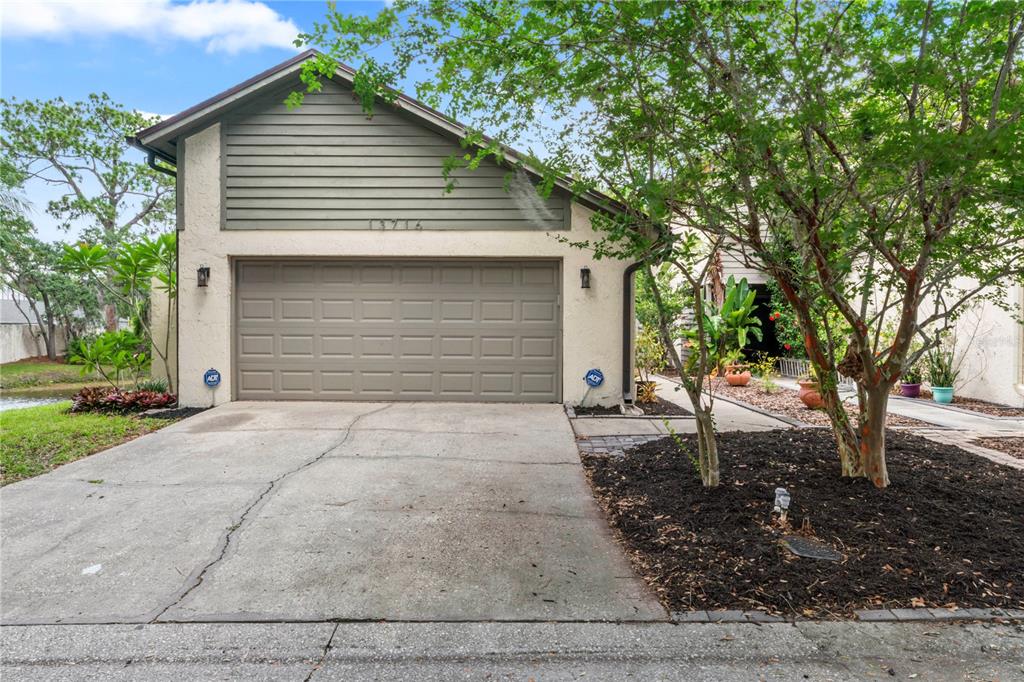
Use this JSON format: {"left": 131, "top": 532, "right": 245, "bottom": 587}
{"left": 1, "top": 94, "right": 175, "bottom": 331}
{"left": 299, "top": 0, "right": 1024, "bottom": 489}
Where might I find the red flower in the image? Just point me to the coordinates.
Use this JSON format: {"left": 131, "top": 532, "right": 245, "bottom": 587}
{"left": 784, "top": 343, "right": 792, "bottom": 350}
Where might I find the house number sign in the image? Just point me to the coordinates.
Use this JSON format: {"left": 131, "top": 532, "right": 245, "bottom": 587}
{"left": 204, "top": 368, "right": 222, "bottom": 388}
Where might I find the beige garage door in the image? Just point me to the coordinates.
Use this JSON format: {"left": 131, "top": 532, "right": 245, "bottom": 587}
{"left": 234, "top": 260, "right": 561, "bottom": 402}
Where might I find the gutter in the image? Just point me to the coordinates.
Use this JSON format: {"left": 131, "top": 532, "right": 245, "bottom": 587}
{"left": 622, "top": 261, "right": 644, "bottom": 403}
{"left": 126, "top": 136, "right": 177, "bottom": 178}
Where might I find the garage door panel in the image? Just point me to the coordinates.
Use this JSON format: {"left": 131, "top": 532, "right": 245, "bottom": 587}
{"left": 235, "top": 260, "right": 560, "bottom": 401}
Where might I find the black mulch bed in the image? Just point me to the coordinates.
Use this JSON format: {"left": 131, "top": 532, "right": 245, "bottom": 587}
{"left": 636, "top": 397, "right": 692, "bottom": 417}
{"left": 573, "top": 404, "right": 622, "bottom": 416}
{"left": 582, "top": 428, "right": 1024, "bottom": 618}
{"left": 138, "top": 406, "right": 209, "bottom": 420}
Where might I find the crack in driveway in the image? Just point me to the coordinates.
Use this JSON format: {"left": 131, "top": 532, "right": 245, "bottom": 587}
{"left": 149, "top": 404, "right": 394, "bottom": 623}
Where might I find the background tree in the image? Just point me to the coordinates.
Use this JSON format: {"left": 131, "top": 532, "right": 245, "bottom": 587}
{"left": 1, "top": 94, "right": 174, "bottom": 331}
{"left": 300, "top": 0, "right": 1024, "bottom": 489}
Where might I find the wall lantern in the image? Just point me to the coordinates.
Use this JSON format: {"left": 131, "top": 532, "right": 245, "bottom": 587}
{"left": 197, "top": 266, "right": 210, "bottom": 288}
{"left": 580, "top": 266, "right": 591, "bottom": 289}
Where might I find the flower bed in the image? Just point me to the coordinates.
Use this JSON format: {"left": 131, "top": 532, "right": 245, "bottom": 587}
{"left": 583, "top": 429, "right": 1024, "bottom": 617}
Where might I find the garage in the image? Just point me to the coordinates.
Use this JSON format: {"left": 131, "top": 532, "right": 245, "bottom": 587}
{"left": 234, "top": 259, "right": 562, "bottom": 402}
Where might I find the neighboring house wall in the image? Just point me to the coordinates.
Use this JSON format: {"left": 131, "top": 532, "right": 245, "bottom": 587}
{"left": 171, "top": 122, "right": 627, "bottom": 408}
{"left": 946, "top": 283, "right": 1024, "bottom": 408}
{"left": 0, "top": 299, "right": 67, "bottom": 363}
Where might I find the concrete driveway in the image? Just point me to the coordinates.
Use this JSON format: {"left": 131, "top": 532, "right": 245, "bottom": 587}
{"left": 0, "top": 402, "right": 664, "bottom": 625}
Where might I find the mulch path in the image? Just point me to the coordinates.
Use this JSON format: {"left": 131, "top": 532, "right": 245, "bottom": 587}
{"left": 707, "top": 377, "right": 929, "bottom": 427}
{"left": 916, "top": 390, "right": 1024, "bottom": 417}
{"left": 583, "top": 428, "right": 1024, "bottom": 617}
{"left": 973, "top": 437, "right": 1024, "bottom": 461}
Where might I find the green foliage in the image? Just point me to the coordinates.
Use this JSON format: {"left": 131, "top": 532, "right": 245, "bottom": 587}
{"left": 69, "top": 330, "right": 148, "bottom": 389}
{"left": 750, "top": 352, "right": 780, "bottom": 394}
{"left": 900, "top": 364, "right": 922, "bottom": 385}
{"left": 636, "top": 264, "right": 687, "bottom": 333}
{"left": 634, "top": 326, "right": 664, "bottom": 384}
{"left": 0, "top": 94, "right": 173, "bottom": 245}
{"left": 689, "top": 276, "right": 762, "bottom": 368}
{"left": 0, "top": 197, "right": 101, "bottom": 357}
{"left": 63, "top": 233, "right": 177, "bottom": 391}
{"left": 925, "top": 350, "right": 959, "bottom": 388}
{"left": 137, "top": 377, "right": 169, "bottom": 393}
{"left": 0, "top": 402, "right": 175, "bottom": 485}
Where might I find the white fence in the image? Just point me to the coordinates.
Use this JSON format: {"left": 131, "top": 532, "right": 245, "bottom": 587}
{"left": 778, "top": 357, "right": 856, "bottom": 389}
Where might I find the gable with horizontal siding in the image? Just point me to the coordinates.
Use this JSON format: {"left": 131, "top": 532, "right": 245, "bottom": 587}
{"left": 221, "top": 78, "right": 569, "bottom": 231}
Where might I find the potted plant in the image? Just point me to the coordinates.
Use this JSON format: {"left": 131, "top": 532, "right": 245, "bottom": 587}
{"left": 724, "top": 351, "right": 751, "bottom": 386}
{"left": 899, "top": 364, "right": 922, "bottom": 398}
{"left": 634, "top": 326, "right": 663, "bottom": 404}
{"left": 925, "top": 349, "right": 958, "bottom": 404}
{"left": 797, "top": 368, "right": 825, "bottom": 409}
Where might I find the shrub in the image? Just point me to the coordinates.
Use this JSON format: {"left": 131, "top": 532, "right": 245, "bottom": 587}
{"left": 925, "top": 350, "right": 959, "bottom": 388}
{"left": 137, "top": 377, "right": 169, "bottom": 393}
{"left": 900, "top": 364, "right": 922, "bottom": 384}
{"left": 71, "top": 386, "right": 176, "bottom": 413}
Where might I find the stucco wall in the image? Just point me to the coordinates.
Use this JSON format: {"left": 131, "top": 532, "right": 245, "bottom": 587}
{"left": 149, "top": 279, "right": 178, "bottom": 392}
{"left": 0, "top": 324, "right": 65, "bottom": 364}
{"left": 175, "top": 123, "right": 628, "bottom": 408}
{"left": 948, "top": 283, "right": 1024, "bottom": 407}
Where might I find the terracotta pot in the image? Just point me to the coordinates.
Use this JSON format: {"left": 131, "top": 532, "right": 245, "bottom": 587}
{"left": 797, "top": 380, "right": 825, "bottom": 409}
{"left": 899, "top": 382, "right": 921, "bottom": 398}
{"left": 725, "top": 369, "right": 751, "bottom": 386}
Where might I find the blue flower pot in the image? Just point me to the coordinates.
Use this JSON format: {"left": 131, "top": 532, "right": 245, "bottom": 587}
{"left": 931, "top": 386, "right": 954, "bottom": 404}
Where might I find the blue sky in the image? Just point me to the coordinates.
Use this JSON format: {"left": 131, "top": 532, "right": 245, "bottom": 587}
{"left": 1, "top": 1, "right": 395, "bottom": 241}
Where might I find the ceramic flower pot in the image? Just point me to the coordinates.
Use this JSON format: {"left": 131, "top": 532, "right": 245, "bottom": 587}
{"left": 931, "top": 386, "right": 954, "bottom": 404}
{"left": 899, "top": 382, "right": 921, "bottom": 398}
{"left": 797, "top": 380, "right": 825, "bottom": 409}
{"left": 725, "top": 368, "right": 752, "bottom": 386}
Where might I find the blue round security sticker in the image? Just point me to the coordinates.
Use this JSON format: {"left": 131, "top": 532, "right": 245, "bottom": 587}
{"left": 203, "top": 368, "right": 221, "bottom": 388}
{"left": 584, "top": 368, "right": 604, "bottom": 387}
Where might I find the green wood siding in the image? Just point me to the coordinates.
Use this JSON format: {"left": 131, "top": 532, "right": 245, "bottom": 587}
{"left": 221, "top": 79, "right": 569, "bottom": 231}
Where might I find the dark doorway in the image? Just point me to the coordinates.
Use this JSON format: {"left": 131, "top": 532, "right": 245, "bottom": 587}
{"left": 743, "top": 284, "right": 782, "bottom": 359}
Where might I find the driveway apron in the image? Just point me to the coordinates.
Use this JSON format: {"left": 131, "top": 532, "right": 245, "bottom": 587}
{"left": 0, "top": 402, "right": 665, "bottom": 624}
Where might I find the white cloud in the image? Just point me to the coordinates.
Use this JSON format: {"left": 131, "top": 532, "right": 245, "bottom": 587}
{"left": 1, "top": 0, "right": 302, "bottom": 55}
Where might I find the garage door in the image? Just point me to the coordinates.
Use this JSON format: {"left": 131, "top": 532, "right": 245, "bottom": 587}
{"left": 234, "top": 260, "right": 561, "bottom": 401}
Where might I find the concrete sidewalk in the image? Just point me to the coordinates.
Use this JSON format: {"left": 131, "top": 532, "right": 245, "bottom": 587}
{"left": 3, "top": 620, "right": 1022, "bottom": 680}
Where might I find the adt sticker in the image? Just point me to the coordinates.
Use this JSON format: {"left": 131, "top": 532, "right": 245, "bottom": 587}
{"left": 204, "top": 368, "right": 221, "bottom": 388}
{"left": 584, "top": 368, "right": 604, "bottom": 387}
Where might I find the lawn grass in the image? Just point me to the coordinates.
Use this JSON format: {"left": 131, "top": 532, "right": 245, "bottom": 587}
{"left": 0, "top": 358, "right": 100, "bottom": 389}
{"left": 0, "top": 402, "right": 177, "bottom": 485}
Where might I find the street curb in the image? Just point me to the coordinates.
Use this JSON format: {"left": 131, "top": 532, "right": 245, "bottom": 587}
{"left": 669, "top": 607, "right": 1024, "bottom": 624}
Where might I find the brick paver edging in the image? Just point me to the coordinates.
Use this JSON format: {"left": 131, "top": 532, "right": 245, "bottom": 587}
{"left": 671, "top": 607, "right": 1024, "bottom": 623}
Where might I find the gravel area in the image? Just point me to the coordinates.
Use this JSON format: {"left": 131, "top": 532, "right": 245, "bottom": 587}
{"left": 972, "top": 437, "right": 1024, "bottom": 461}
{"left": 707, "top": 378, "right": 929, "bottom": 427}
{"left": 915, "top": 391, "right": 1024, "bottom": 417}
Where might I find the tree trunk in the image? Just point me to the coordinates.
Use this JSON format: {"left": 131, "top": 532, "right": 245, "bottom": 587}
{"left": 693, "top": 396, "right": 719, "bottom": 487}
{"left": 818, "top": 379, "right": 864, "bottom": 477}
{"left": 859, "top": 386, "right": 891, "bottom": 488}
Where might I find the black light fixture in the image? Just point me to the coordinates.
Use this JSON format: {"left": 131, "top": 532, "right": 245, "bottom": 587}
{"left": 197, "top": 266, "right": 210, "bottom": 287}
{"left": 580, "top": 266, "right": 591, "bottom": 289}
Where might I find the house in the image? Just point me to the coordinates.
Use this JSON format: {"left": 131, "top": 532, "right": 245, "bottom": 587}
{"left": 132, "top": 51, "right": 637, "bottom": 408}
